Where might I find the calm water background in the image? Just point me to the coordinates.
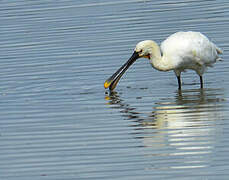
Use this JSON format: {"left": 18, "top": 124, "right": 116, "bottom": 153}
{"left": 1, "top": 0, "right": 229, "bottom": 179}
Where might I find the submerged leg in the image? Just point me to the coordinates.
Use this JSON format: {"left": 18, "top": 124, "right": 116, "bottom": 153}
{"left": 177, "top": 76, "right": 181, "bottom": 90}
{"left": 200, "top": 76, "right": 203, "bottom": 88}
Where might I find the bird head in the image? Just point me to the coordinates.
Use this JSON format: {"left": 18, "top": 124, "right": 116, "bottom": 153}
{"left": 104, "top": 40, "right": 159, "bottom": 90}
{"left": 135, "top": 40, "right": 156, "bottom": 59}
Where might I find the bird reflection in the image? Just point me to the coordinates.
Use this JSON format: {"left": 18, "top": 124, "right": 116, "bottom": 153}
{"left": 105, "top": 88, "right": 224, "bottom": 129}
{"left": 105, "top": 88, "right": 225, "bottom": 169}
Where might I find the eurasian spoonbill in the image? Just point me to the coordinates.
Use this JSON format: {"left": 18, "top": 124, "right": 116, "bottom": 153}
{"left": 104, "top": 31, "right": 222, "bottom": 90}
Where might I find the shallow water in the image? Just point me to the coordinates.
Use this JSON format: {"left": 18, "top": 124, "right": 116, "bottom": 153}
{"left": 1, "top": 0, "right": 229, "bottom": 179}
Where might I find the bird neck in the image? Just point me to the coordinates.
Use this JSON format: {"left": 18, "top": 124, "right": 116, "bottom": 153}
{"left": 149, "top": 47, "right": 174, "bottom": 71}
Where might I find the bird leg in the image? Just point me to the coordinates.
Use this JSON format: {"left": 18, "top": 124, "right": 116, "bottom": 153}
{"left": 200, "top": 76, "right": 203, "bottom": 88}
{"left": 177, "top": 76, "right": 181, "bottom": 90}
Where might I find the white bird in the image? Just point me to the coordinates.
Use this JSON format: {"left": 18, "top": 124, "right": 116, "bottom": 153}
{"left": 104, "top": 31, "right": 222, "bottom": 90}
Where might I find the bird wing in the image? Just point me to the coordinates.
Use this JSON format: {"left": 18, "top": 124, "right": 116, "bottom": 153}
{"left": 160, "top": 31, "right": 221, "bottom": 68}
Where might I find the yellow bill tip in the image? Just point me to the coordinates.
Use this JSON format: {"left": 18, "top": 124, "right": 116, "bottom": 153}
{"left": 104, "top": 81, "right": 111, "bottom": 89}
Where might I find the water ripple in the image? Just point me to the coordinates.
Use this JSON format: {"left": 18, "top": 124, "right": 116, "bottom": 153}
{"left": 1, "top": 0, "right": 229, "bottom": 179}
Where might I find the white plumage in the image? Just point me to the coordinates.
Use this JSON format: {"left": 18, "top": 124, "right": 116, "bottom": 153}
{"left": 160, "top": 31, "right": 222, "bottom": 74}
{"left": 104, "top": 31, "right": 222, "bottom": 90}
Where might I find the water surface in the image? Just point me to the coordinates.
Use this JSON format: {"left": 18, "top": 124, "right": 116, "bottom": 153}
{"left": 0, "top": 0, "right": 229, "bottom": 179}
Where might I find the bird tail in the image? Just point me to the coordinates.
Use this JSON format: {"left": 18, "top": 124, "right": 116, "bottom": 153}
{"left": 216, "top": 46, "right": 223, "bottom": 54}
{"left": 215, "top": 45, "right": 223, "bottom": 61}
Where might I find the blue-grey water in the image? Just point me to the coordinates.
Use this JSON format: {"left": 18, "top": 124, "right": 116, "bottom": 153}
{"left": 1, "top": 0, "right": 229, "bottom": 179}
